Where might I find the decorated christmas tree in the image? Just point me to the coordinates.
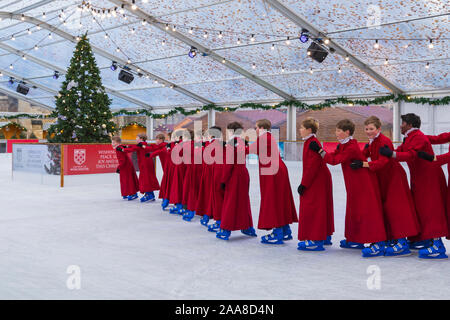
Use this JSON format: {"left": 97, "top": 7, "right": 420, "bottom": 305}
{"left": 48, "top": 34, "right": 115, "bottom": 143}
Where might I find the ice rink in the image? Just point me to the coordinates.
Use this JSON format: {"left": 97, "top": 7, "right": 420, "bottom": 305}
{"left": 0, "top": 153, "right": 449, "bottom": 300}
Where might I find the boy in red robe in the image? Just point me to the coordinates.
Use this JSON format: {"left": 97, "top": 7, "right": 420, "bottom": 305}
{"left": 247, "top": 119, "right": 298, "bottom": 245}
{"left": 310, "top": 119, "right": 387, "bottom": 258}
{"left": 144, "top": 133, "right": 168, "bottom": 206}
{"left": 124, "top": 133, "right": 160, "bottom": 202}
{"left": 167, "top": 131, "right": 187, "bottom": 214}
{"left": 216, "top": 122, "right": 256, "bottom": 240}
{"left": 350, "top": 116, "right": 420, "bottom": 256}
{"left": 379, "top": 113, "right": 448, "bottom": 259}
{"left": 297, "top": 118, "right": 334, "bottom": 251}
{"left": 112, "top": 136, "right": 139, "bottom": 201}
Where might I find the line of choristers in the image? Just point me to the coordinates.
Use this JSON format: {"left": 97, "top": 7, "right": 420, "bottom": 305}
{"left": 111, "top": 113, "right": 450, "bottom": 259}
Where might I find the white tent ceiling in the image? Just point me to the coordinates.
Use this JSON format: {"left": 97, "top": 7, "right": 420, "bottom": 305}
{"left": 0, "top": 0, "right": 448, "bottom": 111}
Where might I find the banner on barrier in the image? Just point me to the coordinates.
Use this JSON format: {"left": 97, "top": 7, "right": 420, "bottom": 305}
{"left": 7, "top": 139, "right": 39, "bottom": 153}
{"left": 12, "top": 144, "right": 61, "bottom": 175}
{"left": 63, "top": 144, "right": 119, "bottom": 175}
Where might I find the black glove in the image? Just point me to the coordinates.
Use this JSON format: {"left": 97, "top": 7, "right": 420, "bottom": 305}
{"left": 350, "top": 160, "right": 364, "bottom": 170}
{"left": 201, "top": 142, "right": 206, "bottom": 147}
{"left": 379, "top": 145, "right": 393, "bottom": 158}
{"left": 336, "top": 144, "right": 340, "bottom": 150}
{"left": 145, "top": 153, "right": 151, "bottom": 158}
{"left": 136, "top": 142, "right": 143, "bottom": 147}
{"left": 220, "top": 183, "right": 226, "bottom": 190}
{"left": 309, "top": 141, "right": 321, "bottom": 153}
{"left": 166, "top": 142, "right": 172, "bottom": 149}
{"left": 364, "top": 143, "right": 369, "bottom": 150}
{"left": 417, "top": 151, "right": 434, "bottom": 162}
{"left": 297, "top": 184, "right": 306, "bottom": 196}
{"left": 116, "top": 147, "right": 124, "bottom": 152}
{"left": 116, "top": 168, "right": 120, "bottom": 174}
{"left": 223, "top": 141, "right": 227, "bottom": 147}
{"left": 244, "top": 140, "right": 249, "bottom": 146}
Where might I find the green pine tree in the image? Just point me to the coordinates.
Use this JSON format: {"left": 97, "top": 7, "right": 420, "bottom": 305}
{"left": 48, "top": 34, "right": 116, "bottom": 143}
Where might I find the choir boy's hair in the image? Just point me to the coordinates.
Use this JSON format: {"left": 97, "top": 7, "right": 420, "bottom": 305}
{"left": 137, "top": 133, "right": 147, "bottom": 141}
{"left": 112, "top": 136, "right": 121, "bottom": 143}
{"left": 155, "top": 133, "right": 166, "bottom": 141}
{"left": 364, "top": 116, "right": 382, "bottom": 129}
{"left": 208, "top": 126, "right": 222, "bottom": 139}
{"left": 401, "top": 113, "right": 421, "bottom": 128}
{"left": 336, "top": 119, "right": 355, "bottom": 135}
{"left": 301, "top": 117, "right": 319, "bottom": 134}
{"left": 227, "top": 122, "right": 243, "bottom": 131}
{"left": 256, "top": 119, "right": 271, "bottom": 130}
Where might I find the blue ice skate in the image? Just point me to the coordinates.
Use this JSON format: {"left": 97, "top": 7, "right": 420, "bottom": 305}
{"left": 161, "top": 198, "right": 169, "bottom": 210}
{"left": 169, "top": 203, "right": 183, "bottom": 214}
{"left": 122, "top": 196, "right": 128, "bottom": 200}
{"left": 340, "top": 239, "right": 364, "bottom": 249}
{"left": 216, "top": 229, "right": 231, "bottom": 241}
{"left": 408, "top": 239, "right": 432, "bottom": 250}
{"left": 261, "top": 228, "right": 284, "bottom": 245}
{"left": 297, "top": 240, "right": 325, "bottom": 251}
{"left": 140, "top": 192, "right": 155, "bottom": 203}
{"left": 282, "top": 225, "right": 293, "bottom": 241}
{"left": 208, "top": 220, "right": 221, "bottom": 232}
{"left": 182, "top": 210, "right": 195, "bottom": 221}
{"left": 362, "top": 242, "right": 385, "bottom": 258}
{"left": 418, "top": 238, "right": 448, "bottom": 260}
{"left": 200, "top": 215, "right": 210, "bottom": 226}
{"left": 127, "top": 193, "right": 138, "bottom": 201}
{"left": 324, "top": 235, "right": 333, "bottom": 246}
{"left": 241, "top": 227, "right": 257, "bottom": 237}
{"left": 385, "top": 238, "right": 411, "bottom": 257}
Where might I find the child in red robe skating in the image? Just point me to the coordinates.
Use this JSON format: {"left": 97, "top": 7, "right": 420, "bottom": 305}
{"left": 112, "top": 136, "right": 139, "bottom": 201}
{"left": 310, "top": 119, "right": 387, "bottom": 258}
{"left": 350, "top": 116, "right": 420, "bottom": 257}
{"left": 216, "top": 122, "right": 256, "bottom": 240}
{"left": 247, "top": 119, "right": 298, "bottom": 245}
{"left": 296, "top": 118, "right": 334, "bottom": 251}
{"left": 379, "top": 113, "right": 448, "bottom": 259}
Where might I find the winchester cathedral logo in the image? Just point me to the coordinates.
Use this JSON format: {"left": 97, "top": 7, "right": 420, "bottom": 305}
{"left": 74, "top": 149, "right": 86, "bottom": 165}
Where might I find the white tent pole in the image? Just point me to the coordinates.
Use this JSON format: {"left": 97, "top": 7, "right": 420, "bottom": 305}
{"left": 287, "top": 105, "right": 296, "bottom": 141}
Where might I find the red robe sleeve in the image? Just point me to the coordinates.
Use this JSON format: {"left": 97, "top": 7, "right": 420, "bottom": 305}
{"left": 426, "top": 132, "right": 450, "bottom": 144}
{"left": 436, "top": 152, "right": 450, "bottom": 165}
{"left": 395, "top": 136, "right": 430, "bottom": 162}
{"left": 323, "top": 145, "right": 350, "bottom": 165}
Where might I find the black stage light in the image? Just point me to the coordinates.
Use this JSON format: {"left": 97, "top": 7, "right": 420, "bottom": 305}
{"left": 307, "top": 41, "right": 328, "bottom": 63}
{"left": 118, "top": 69, "right": 134, "bottom": 84}
{"left": 17, "top": 83, "right": 30, "bottom": 95}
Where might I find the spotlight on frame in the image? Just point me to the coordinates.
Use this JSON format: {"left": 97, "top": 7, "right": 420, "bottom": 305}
{"left": 110, "top": 61, "right": 118, "bottom": 71}
{"left": 188, "top": 46, "right": 197, "bottom": 58}
{"left": 53, "top": 71, "right": 60, "bottom": 80}
{"left": 299, "top": 29, "right": 309, "bottom": 43}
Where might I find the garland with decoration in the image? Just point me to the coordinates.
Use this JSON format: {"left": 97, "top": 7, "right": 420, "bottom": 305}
{"left": 0, "top": 122, "right": 27, "bottom": 131}
{"left": 118, "top": 122, "right": 146, "bottom": 130}
{"left": 0, "top": 94, "right": 449, "bottom": 121}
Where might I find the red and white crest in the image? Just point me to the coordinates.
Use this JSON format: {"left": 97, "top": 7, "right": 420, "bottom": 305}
{"left": 74, "top": 149, "right": 86, "bottom": 165}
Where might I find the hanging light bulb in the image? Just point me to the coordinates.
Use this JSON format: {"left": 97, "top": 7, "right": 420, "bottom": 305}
{"left": 309, "top": 68, "right": 313, "bottom": 74}
{"left": 425, "top": 62, "right": 430, "bottom": 69}
{"left": 324, "top": 38, "right": 330, "bottom": 45}
{"left": 172, "top": 25, "right": 177, "bottom": 32}
{"left": 281, "top": 66, "right": 285, "bottom": 73}
{"left": 403, "top": 43, "right": 409, "bottom": 49}
{"left": 27, "top": 29, "right": 32, "bottom": 35}
{"left": 218, "top": 31, "right": 223, "bottom": 39}
{"left": 48, "top": 33, "right": 52, "bottom": 39}
{"left": 120, "top": 4, "right": 125, "bottom": 14}
{"left": 165, "top": 24, "right": 169, "bottom": 30}
{"left": 250, "top": 34, "right": 255, "bottom": 42}
{"left": 237, "top": 38, "right": 241, "bottom": 45}
{"left": 104, "top": 33, "right": 108, "bottom": 39}
{"left": 131, "top": 28, "right": 135, "bottom": 34}
{"left": 37, "top": 25, "right": 41, "bottom": 30}
{"left": 203, "top": 31, "right": 208, "bottom": 38}
{"left": 345, "top": 55, "right": 350, "bottom": 61}
{"left": 142, "top": 19, "right": 147, "bottom": 26}
{"left": 286, "top": 36, "right": 291, "bottom": 45}
{"left": 428, "top": 39, "right": 434, "bottom": 49}
{"left": 384, "top": 58, "right": 388, "bottom": 65}
{"left": 374, "top": 39, "right": 380, "bottom": 49}
{"left": 42, "top": 12, "right": 46, "bottom": 19}
{"left": 11, "top": 35, "right": 15, "bottom": 41}
{"left": 338, "top": 67, "right": 342, "bottom": 73}
{"left": 271, "top": 43, "right": 275, "bottom": 50}
{"left": 127, "top": 58, "right": 131, "bottom": 64}
{"left": 34, "top": 45, "right": 39, "bottom": 50}
{"left": 252, "top": 63, "right": 256, "bottom": 69}
{"left": 131, "top": 0, "right": 137, "bottom": 10}
{"left": 21, "top": 14, "right": 25, "bottom": 21}
{"left": 222, "top": 58, "right": 226, "bottom": 64}
{"left": 9, "top": 64, "right": 13, "bottom": 69}
{"left": 189, "top": 27, "right": 193, "bottom": 34}
{"left": 22, "top": 55, "right": 26, "bottom": 60}
{"left": 162, "top": 40, "right": 166, "bottom": 46}
{"left": 116, "top": 47, "right": 120, "bottom": 52}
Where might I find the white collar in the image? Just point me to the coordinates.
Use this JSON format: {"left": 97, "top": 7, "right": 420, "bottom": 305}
{"left": 339, "top": 136, "right": 353, "bottom": 144}
{"left": 404, "top": 128, "right": 419, "bottom": 138}
{"left": 258, "top": 129, "right": 268, "bottom": 137}
{"left": 302, "top": 133, "right": 316, "bottom": 141}
{"left": 369, "top": 132, "right": 381, "bottom": 145}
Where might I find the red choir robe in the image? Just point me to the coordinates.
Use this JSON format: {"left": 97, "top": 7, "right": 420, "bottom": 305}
{"left": 210, "top": 139, "right": 226, "bottom": 221}
{"left": 196, "top": 140, "right": 214, "bottom": 217}
{"left": 363, "top": 133, "right": 420, "bottom": 240}
{"left": 115, "top": 145, "right": 139, "bottom": 197}
{"left": 247, "top": 132, "right": 298, "bottom": 230}
{"left": 323, "top": 138, "right": 386, "bottom": 244}
{"left": 427, "top": 132, "right": 450, "bottom": 239}
{"left": 149, "top": 143, "right": 171, "bottom": 199}
{"left": 168, "top": 141, "right": 186, "bottom": 204}
{"left": 125, "top": 142, "right": 160, "bottom": 194}
{"left": 298, "top": 135, "right": 334, "bottom": 241}
{"left": 182, "top": 141, "right": 195, "bottom": 206}
{"left": 187, "top": 142, "right": 204, "bottom": 212}
{"left": 394, "top": 129, "right": 448, "bottom": 241}
{"left": 220, "top": 137, "right": 253, "bottom": 231}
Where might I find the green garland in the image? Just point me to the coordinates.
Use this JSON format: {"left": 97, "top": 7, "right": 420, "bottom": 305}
{"left": 0, "top": 94, "right": 448, "bottom": 121}
{"left": 118, "top": 122, "right": 146, "bottom": 130}
{"left": 0, "top": 122, "right": 27, "bottom": 131}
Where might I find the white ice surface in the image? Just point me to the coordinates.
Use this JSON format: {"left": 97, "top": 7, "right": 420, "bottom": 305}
{"left": 0, "top": 153, "right": 449, "bottom": 300}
